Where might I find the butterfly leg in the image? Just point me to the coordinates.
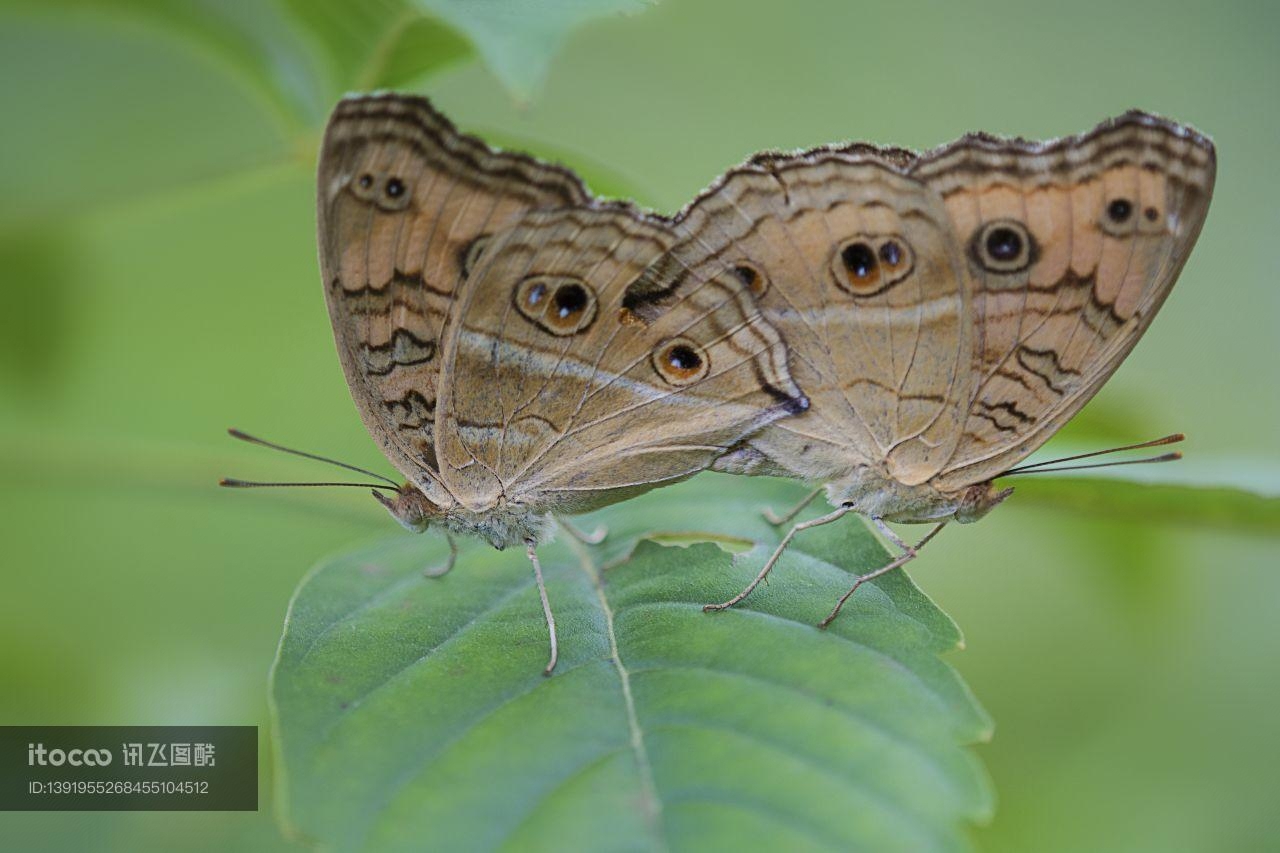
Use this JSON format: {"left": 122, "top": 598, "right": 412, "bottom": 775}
{"left": 704, "top": 505, "right": 855, "bottom": 612}
{"left": 525, "top": 541, "right": 559, "bottom": 676}
{"left": 818, "top": 521, "right": 948, "bottom": 629}
{"left": 763, "top": 487, "right": 823, "bottom": 526}
{"left": 422, "top": 532, "right": 458, "bottom": 578}
{"left": 870, "top": 518, "right": 915, "bottom": 554}
{"left": 558, "top": 516, "right": 607, "bottom": 545}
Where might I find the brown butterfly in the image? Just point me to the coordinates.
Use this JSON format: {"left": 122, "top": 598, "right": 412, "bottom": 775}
{"left": 623, "top": 111, "right": 1215, "bottom": 626}
{"left": 225, "top": 94, "right": 806, "bottom": 673}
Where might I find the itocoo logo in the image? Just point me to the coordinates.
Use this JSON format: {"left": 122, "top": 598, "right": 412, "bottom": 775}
{"left": 27, "top": 743, "right": 112, "bottom": 766}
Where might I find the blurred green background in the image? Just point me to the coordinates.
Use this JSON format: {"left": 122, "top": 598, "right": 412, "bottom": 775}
{"left": 1, "top": 0, "right": 1277, "bottom": 850}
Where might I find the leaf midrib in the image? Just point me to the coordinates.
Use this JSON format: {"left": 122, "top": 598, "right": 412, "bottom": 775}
{"left": 564, "top": 528, "right": 668, "bottom": 852}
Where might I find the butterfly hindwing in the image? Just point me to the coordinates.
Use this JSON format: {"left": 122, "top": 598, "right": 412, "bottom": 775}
{"left": 659, "top": 155, "right": 977, "bottom": 487}
{"left": 436, "top": 208, "right": 805, "bottom": 513}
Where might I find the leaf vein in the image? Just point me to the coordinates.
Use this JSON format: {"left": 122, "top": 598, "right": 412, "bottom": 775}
{"left": 565, "top": 530, "right": 669, "bottom": 851}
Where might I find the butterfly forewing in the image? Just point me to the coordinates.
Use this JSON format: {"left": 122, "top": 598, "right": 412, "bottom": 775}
{"left": 317, "top": 94, "right": 590, "bottom": 497}
{"left": 913, "top": 113, "right": 1216, "bottom": 490}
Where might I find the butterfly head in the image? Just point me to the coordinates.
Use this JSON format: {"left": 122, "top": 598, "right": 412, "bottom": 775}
{"left": 372, "top": 485, "right": 441, "bottom": 533}
{"left": 953, "top": 482, "right": 1014, "bottom": 524}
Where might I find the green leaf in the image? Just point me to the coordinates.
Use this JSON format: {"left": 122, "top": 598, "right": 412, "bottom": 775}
{"left": 0, "top": 10, "right": 300, "bottom": 224}
{"left": 271, "top": 474, "right": 992, "bottom": 851}
{"left": 1001, "top": 442, "right": 1280, "bottom": 535}
{"left": 284, "top": 0, "right": 655, "bottom": 104}
{"left": 412, "top": 0, "right": 655, "bottom": 102}
{"left": 1012, "top": 476, "right": 1280, "bottom": 535}
{"left": 280, "top": 0, "right": 474, "bottom": 98}
{"left": 0, "top": 226, "right": 79, "bottom": 397}
{"left": 8, "top": 0, "right": 330, "bottom": 129}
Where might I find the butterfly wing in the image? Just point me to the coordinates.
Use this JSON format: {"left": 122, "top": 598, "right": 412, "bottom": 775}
{"left": 650, "top": 154, "right": 978, "bottom": 488}
{"left": 435, "top": 208, "right": 805, "bottom": 513}
{"left": 913, "top": 112, "right": 1216, "bottom": 490}
{"left": 317, "top": 94, "right": 589, "bottom": 499}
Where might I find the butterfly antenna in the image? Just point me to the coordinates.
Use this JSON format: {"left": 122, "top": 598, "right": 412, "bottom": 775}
{"left": 1002, "top": 433, "right": 1184, "bottom": 476}
{"left": 999, "top": 452, "right": 1182, "bottom": 476}
{"left": 224, "top": 428, "right": 400, "bottom": 487}
{"left": 219, "top": 477, "right": 400, "bottom": 492}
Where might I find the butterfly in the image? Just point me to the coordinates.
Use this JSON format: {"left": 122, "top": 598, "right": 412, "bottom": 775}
{"left": 621, "top": 111, "right": 1215, "bottom": 626}
{"left": 252, "top": 93, "right": 808, "bottom": 673}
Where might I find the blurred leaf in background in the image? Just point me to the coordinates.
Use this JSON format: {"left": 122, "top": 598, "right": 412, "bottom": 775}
{"left": 1, "top": 0, "right": 1278, "bottom": 851}
{"left": 283, "top": 0, "right": 654, "bottom": 103}
{"left": 0, "top": 227, "right": 81, "bottom": 398}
